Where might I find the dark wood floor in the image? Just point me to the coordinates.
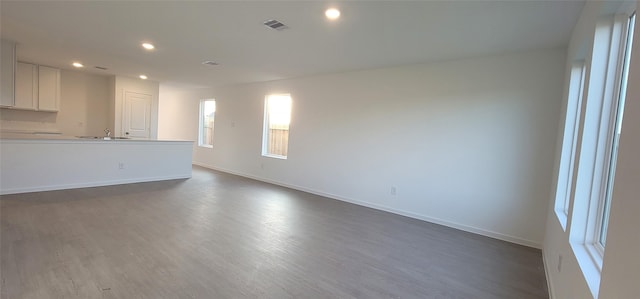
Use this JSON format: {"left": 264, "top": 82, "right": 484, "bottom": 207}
{"left": 1, "top": 166, "right": 548, "bottom": 299}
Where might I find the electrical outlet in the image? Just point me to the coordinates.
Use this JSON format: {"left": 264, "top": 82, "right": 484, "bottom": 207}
{"left": 391, "top": 186, "right": 397, "bottom": 196}
{"left": 557, "top": 254, "right": 563, "bottom": 272}
{"left": 118, "top": 162, "right": 125, "bottom": 170}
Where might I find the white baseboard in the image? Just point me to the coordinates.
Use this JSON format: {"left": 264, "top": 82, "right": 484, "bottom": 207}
{"left": 0, "top": 174, "right": 191, "bottom": 195}
{"left": 193, "top": 162, "right": 542, "bottom": 249}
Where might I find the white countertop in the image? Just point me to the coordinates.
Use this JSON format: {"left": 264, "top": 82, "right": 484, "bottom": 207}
{"left": 0, "top": 133, "right": 193, "bottom": 143}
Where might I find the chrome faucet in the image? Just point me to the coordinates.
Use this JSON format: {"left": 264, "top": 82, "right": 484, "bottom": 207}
{"left": 104, "top": 128, "right": 111, "bottom": 137}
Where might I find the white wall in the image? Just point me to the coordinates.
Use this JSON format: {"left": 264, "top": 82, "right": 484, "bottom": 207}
{"left": 0, "top": 69, "right": 109, "bottom": 136}
{"left": 160, "top": 49, "right": 566, "bottom": 247}
{"left": 108, "top": 76, "right": 115, "bottom": 136}
{"left": 0, "top": 138, "right": 193, "bottom": 195}
{"left": 57, "top": 70, "right": 110, "bottom": 136}
{"left": 543, "top": 1, "right": 640, "bottom": 298}
{"left": 113, "top": 76, "right": 159, "bottom": 139}
{"left": 158, "top": 84, "right": 202, "bottom": 141}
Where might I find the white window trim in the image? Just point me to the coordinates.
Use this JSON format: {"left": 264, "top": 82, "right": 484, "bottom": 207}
{"left": 261, "top": 94, "right": 291, "bottom": 159}
{"left": 554, "top": 61, "right": 586, "bottom": 230}
{"left": 584, "top": 14, "right": 625, "bottom": 262}
{"left": 263, "top": 153, "right": 288, "bottom": 160}
{"left": 568, "top": 9, "right": 635, "bottom": 299}
{"left": 593, "top": 12, "right": 635, "bottom": 251}
{"left": 585, "top": 12, "right": 633, "bottom": 262}
{"left": 198, "top": 99, "right": 215, "bottom": 148}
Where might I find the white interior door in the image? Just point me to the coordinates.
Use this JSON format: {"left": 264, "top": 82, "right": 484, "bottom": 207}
{"left": 123, "top": 91, "right": 151, "bottom": 139}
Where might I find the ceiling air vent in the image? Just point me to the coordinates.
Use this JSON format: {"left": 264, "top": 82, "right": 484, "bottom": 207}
{"left": 202, "top": 61, "right": 219, "bottom": 66}
{"left": 94, "top": 66, "right": 108, "bottom": 70}
{"left": 263, "top": 19, "right": 288, "bottom": 31}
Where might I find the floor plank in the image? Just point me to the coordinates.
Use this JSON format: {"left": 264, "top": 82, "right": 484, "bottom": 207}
{"left": 1, "top": 166, "right": 548, "bottom": 298}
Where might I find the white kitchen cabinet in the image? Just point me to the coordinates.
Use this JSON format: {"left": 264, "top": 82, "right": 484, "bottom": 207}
{"left": 13, "top": 62, "right": 60, "bottom": 112}
{"left": 0, "top": 39, "right": 16, "bottom": 107}
{"left": 38, "top": 66, "right": 60, "bottom": 111}
{"left": 15, "top": 62, "right": 38, "bottom": 110}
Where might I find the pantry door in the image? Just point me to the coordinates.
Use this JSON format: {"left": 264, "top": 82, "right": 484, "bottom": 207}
{"left": 123, "top": 91, "right": 151, "bottom": 139}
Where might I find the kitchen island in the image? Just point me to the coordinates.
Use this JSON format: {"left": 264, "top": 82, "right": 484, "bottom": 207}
{"left": 0, "top": 134, "right": 193, "bottom": 195}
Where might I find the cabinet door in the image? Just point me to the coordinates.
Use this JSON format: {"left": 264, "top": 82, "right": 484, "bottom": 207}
{"left": 15, "top": 62, "right": 38, "bottom": 110}
{"left": 38, "top": 66, "right": 60, "bottom": 112}
{"left": 0, "top": 39, "right": 15, "bottom": 107}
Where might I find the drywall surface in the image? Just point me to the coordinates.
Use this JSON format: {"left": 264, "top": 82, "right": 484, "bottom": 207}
{"left": 57, "top": 70, "right": 109, "bottom": 136}
{"left": 0, "top": 138, "right": 193, "bottom": 195}
{"left": 543, "top": 1, "right": 640, "bottom": 298}
{"left": 0, "top": 69, "right": 109, "bottom": 136}
{"left": 183, "top": 49, "right": 566, "bottom": 247}
{"left": 158, "top": 84, "right": 200, "bottom": 142}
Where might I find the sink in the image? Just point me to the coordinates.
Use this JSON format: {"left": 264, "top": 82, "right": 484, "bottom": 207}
{"left": 76, "top": 136, "right": 130, "bottom": 140}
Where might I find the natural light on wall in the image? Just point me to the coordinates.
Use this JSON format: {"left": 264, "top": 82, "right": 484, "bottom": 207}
{"left": 263, "top": 94, "right": 292, "bottom": 158}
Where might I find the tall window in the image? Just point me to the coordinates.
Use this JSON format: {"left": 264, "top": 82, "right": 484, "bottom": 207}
{"left": 199, "top": 99, "right": 215, "bottom": 148}
{"left": 564, "top": 14, "right": 635, "bottom": 296}
{"left": 262, "top": 94, "right": 292, "bottom": 159}
{"left": 596, "top": 12, "right": 635, "bottom": 248}
{"left": 554, "top": 62, "right": 586, "bottom": 229}
{"left": 552, "top": 8, "right": 635, "bottom": 298}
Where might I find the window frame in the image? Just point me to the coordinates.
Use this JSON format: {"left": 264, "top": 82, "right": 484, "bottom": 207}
{"left": 583, "top": 12, "right": 635, "bottom": 262}
{"left": 198, "top": 99, "right": 215, "bottom": 148}
{"left": 593, "top": 11, "right": 635, "bottom": 252}
{"left": 563, "top": 9, "right": 635, "bottom": 298}
{"left": 261, "top": 94, "right": 292, "bottom": 159}
{"left": 554, "top": 61, "right": 586, "bottom": 230}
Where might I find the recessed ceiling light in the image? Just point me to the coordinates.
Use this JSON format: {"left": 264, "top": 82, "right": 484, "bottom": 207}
{"left": 142, "top": 43, "right": 155, "bottom": 50}
{"left": 72, "top": 62, "right": 84, "bottom": 68}
{"left": 325, "top": 8, "right": 340, "bottom": 20}
{"left": 139, "top": 75, "right": 148, "bottom": 80}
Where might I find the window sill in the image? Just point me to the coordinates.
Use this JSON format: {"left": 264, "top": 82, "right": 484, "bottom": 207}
{"left": 262, "top": 154, "right": 287, "bottom": 160}
{"left": 570, "top": 242, "right": 602, "bottom": 299}
{"left": 555, "top": 209, "right": 568, "bottom": 231}
{"left": 198, "top": 145, "right": 213, "bottom": 149}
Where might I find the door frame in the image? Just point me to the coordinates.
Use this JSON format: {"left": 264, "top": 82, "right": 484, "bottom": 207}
{"left": 122, "top": 90, "right": 152, "bottom": 139}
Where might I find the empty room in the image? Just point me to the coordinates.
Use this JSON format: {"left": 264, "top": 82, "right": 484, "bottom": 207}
{"left": 1, "top": 1, "right": 639, "bottom": 298}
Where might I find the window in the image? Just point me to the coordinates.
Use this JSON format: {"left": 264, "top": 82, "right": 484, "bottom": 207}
{"left": 564, "top": 11, "right": 635, "bottom": 298}
{"left": 554, "top": 62, "right": 586, "bottom": 229}
{"left": 595, "top": 12, "right": 635, "bottom": 248}
{"left": 262, "top": 94, "right": 292, "bottom": 159}
{"left": 199, "top": 99, "right": 215, "bottom": 148}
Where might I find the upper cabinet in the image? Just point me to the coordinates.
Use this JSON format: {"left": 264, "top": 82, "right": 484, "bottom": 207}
{"left": 0, "top": 39, "right": 16, "bottom": 107}
{"left": 15, "top": 62, "right": 37, "bottom": 110}
{"left": 0, "top": 40, "right": 60, "bottom": 112}
{"left": 37, "top": 66, "right": 60, "bottom": 112}
{"left": 13, "top": 62, "right": 60, "bottom": 112}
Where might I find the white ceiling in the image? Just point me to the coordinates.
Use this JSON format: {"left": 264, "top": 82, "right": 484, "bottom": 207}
{"left": 1, "top": 1, "right": 585, "bottom": 88}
